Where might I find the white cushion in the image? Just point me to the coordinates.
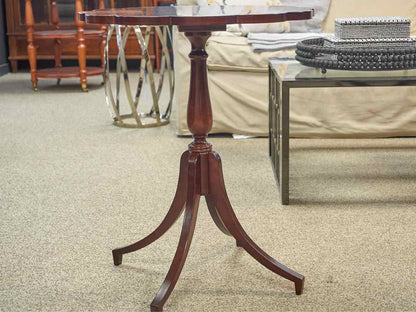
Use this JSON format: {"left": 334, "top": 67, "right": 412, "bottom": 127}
{"left": 206, "top": 35, "right": 295, "bottom": 70}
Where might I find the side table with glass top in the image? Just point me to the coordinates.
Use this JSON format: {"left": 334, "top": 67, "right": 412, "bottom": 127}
{"left": 269, "top": 59, "right": 416, "bottom": 205}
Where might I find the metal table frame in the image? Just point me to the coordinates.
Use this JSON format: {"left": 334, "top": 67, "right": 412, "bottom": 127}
{"left": 269, "top": 60, "right": 416, "bottom": 205}
{"left": 104, "top": 25, "right": 174, "bottom": 128}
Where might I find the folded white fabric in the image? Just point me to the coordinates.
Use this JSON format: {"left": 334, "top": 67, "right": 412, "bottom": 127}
{"left": 247, "top": 32, "right": 327, "bottom": 52}
{"left": 197, "top": 0, "right": 331, "bottom": 35}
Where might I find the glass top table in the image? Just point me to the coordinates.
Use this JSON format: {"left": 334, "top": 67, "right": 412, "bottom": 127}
{"left": 268, "top": 59, "right": 416, "bottom": 205}
{"left": 272, "top": 59, "right": 416, "bottom": 84}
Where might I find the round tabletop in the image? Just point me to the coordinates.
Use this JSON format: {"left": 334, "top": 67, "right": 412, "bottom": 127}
{"left": 79, "top": 5, "right": 313, "bottom": 26}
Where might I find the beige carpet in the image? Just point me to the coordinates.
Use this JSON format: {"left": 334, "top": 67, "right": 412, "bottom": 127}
{"left": 1, "top": 73, "right": 415, "bottom": 312}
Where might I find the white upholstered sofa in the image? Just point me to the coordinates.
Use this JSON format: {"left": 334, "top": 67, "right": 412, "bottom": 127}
{"left": 173, "top": 0, "right": 416, "bottom": 137}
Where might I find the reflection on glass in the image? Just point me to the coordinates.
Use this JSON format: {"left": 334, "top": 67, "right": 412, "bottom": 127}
{"left": 18, "top": 0, "right": 143, "bottom": 26}
{"left": 105, "top": 0, "right": 142, "bottom": 8}
{"left": 20, "top": 0, "right": 49, "bottom": 24}
{"left": 270, "top": 59, "right": 416, "bottom": 81}
{"left": 58, "top": 0, "right": 75, "bottom": 23}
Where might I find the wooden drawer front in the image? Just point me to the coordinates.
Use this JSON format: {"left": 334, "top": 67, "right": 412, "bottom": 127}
{"left": 15, "top": 37, "right": 101, "bottom": 57}
{"left": 13, "top": 35, "right": 154, "bottom": 59}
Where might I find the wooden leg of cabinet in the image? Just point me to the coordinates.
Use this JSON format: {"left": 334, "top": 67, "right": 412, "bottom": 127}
{"left": 10, "top": 60, "right": 18, "bottom": 73}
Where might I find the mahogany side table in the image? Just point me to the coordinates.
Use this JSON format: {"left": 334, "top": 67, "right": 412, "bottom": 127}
{"left": 80, "top": 6, "right": 313, "bottom": 311}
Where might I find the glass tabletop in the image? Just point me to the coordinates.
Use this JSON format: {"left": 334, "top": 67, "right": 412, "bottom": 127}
{"left": 270, "top": 59, "right": 416, "bottom": 82}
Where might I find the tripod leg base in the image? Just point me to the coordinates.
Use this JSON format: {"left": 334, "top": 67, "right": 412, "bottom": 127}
{"left": 113, "top": 150, "right": 304, "bottom": 311}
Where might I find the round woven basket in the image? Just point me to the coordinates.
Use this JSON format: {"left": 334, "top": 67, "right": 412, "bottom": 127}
{"left": 295, "top": 37, "right": 416, "bottom": 72}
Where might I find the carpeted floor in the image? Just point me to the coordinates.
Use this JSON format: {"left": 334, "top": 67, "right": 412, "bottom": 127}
{"left": 1, "top": 73, "right": 415, "bottom": 312}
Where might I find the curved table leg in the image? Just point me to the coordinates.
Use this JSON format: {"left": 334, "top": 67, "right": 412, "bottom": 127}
{"left": 112, "top": 151, "right": 189, "bottom": 265}
{"left": 205, "top": 195, "right": 231, "bottom": 236}
{"left": 150, "top": 153, "right": 200, "bottom": 312}
{"left": 208, "top": 151, "right": 305, "bottom": 295}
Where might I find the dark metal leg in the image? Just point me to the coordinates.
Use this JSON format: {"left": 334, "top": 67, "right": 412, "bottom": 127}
{"left": 280, "top": 84, "right": 290, "bottom": 205}
{"left": 270, "top": 72, "right": 281, "bottom": 200}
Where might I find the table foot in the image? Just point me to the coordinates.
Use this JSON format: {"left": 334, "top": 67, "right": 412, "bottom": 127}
{"left": 207, "top": 151, "right": 305, "bottom": 293}
{"left": 150, "top": 153, "right": 200, "bottom": 311}
{"left": 112, "top": 250, "right": 122, "bottom": 266}
{"left": 111, "top": 151, "right": 189, "bottom": 265}
{"left": 295, "top": 277, "right": 305, "bottom": 295}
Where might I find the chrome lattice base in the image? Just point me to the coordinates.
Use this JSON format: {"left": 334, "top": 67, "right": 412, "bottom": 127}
{"left": 104, "top": 25, "right": 174, "bottom": 128}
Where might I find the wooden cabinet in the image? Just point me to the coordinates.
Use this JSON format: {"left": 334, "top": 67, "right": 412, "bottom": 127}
{"left": 5, "top": 0, "right": 156, "bottom": 73}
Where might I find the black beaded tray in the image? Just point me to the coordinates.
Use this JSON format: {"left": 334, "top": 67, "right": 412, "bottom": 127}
{"left": 295, "top": 37, "right": 416, "bottom": 73}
